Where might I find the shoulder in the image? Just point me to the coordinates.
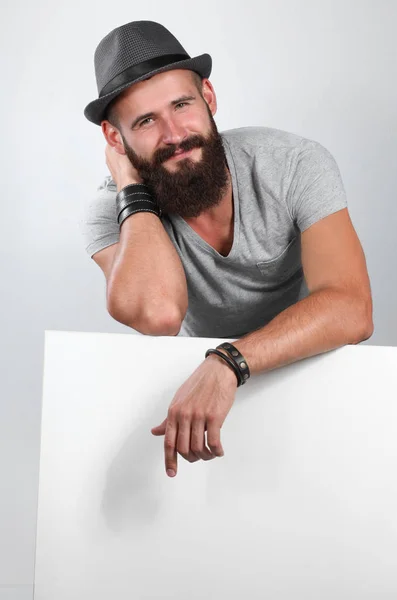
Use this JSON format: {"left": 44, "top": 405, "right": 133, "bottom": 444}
{"left": 220, "top": 125, "right": 312, "bottom": 152}
{"left": 80, "top": 175, "right": 119, "bottom": 257}
{"left": 219, "top": 126, "right": 324, "bottom": 171}
{"left": 222, "top": 126, "right": 341, "bottom": 174}
{"left": 83, "top": 176, "right": 117, "bottom": 218}
{"left": 220, "top": 127, "right": 330, "bottom": 185}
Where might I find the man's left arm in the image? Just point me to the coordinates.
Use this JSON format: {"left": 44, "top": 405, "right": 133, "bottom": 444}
{"left": 152, "top": 207, "right": 374, "bottom": 478}
{"left": 151, "top": 138, "right": 375, "bottom": 476}
{"left": 232, "top": 207, "right": 374, "bottom": 374}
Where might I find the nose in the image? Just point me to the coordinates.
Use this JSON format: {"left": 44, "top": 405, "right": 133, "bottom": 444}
{"left": 159, "top": 116, "right": 187, "bottom": 147}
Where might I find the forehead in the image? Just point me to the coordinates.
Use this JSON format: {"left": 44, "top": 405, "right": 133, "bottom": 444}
{"left": 118, "top": 69, "right": 196, "bottom": 111}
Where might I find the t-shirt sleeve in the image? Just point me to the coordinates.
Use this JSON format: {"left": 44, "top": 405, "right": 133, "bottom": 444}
{"left": 80, "top": 176, "right": 120, "bottom": 258}
{"left": 286, "top": 140, "right": 348, "bottom": 233}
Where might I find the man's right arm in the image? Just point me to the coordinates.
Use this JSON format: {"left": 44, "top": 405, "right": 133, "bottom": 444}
{"left": 86, "top": 144, "right": 188, "bottom": 335}
{"left": 96, "top": 209, "right": 188, "bottom": 336}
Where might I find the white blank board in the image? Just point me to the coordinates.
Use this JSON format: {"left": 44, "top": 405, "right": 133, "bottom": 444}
{"left": 35, "top": 331, "right": 397, "bottom": 599}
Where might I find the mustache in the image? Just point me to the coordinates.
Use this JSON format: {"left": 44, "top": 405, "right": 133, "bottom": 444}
{"left": 153, "top": 136, "right": 205, "bottom": 165}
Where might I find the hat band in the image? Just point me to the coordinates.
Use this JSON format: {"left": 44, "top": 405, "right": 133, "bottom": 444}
{"left": 100, "top": 53, "right": 189, "bottom": 97}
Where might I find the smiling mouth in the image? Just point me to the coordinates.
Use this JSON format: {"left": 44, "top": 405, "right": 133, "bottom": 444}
{"left": 168, "top": 148, "right": 194, "bottom": 161}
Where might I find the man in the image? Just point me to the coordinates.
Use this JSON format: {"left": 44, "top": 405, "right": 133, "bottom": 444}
{"left": 82, "top": 20, "right": 373, "bottom": 478}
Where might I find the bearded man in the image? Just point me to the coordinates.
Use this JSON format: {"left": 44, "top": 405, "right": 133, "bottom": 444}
{"left": 82, "top": 20, "right": 373, "bottom": 477}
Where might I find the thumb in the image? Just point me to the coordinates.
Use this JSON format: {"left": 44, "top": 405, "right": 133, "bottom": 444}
{"left": 151, "top": 418, "right": 167, "bottom": 435}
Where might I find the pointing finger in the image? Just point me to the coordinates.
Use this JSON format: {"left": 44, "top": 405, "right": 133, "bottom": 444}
{"left": 164, "top": 418, "right": 178, "bottom": 477}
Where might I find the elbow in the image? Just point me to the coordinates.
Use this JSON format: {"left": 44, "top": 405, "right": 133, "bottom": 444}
{"left": 143, "top": 306, "right": 184, "bottom": 336}
{"left": 108, "top": 300, "right": 183, "bottom": 336}
{"left": 358, "top": 318, "right": 374, "bottom": 343}
{"left": 351, "top": 296, "right": 374, "bottom": 344}
{"left": 352, "top": 323, "right": 374, "bottom": 345}
{"left": 361, "top": 290, "right": 375, "bottom": 341}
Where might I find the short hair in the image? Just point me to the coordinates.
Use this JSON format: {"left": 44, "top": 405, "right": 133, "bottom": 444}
{"left": 104, "top": 70, "right": 204, "bottom": 130}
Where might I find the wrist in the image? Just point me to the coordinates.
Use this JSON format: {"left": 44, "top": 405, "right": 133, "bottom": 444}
{"left": 206, "top": 350, "right": 238, "bottom": 385}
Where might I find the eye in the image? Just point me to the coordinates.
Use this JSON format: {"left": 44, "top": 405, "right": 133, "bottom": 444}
{"left": 138, "top": 102, "right": 189, "bottom": 128}
{"left": 139, "top": 117, "right": 153, "bottom": 127}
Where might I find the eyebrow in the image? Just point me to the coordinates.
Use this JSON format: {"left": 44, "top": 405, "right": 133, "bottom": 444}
{"left": 129, "top": 95, "right": 196, "bottom": 129}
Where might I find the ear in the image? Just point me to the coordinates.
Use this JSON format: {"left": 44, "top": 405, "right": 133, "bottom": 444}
{"left": 201, "top": 78, "right": 217, "bottom": 117}
{"left": 101, "top": 121, "right": 126, "bottom": 155}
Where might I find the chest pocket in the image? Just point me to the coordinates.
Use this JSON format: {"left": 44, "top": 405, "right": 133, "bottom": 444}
{"left": 256, "top": 236, "right": 303, "bottom": 292}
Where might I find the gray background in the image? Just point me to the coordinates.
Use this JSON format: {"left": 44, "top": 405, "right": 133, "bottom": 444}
{"left": 1, "top": 0, "right": 396, "bottom": 598}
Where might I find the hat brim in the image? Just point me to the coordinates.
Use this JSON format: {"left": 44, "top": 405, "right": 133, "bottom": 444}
{"left": 84, "top": 53, "right": 212, "bottom": 126}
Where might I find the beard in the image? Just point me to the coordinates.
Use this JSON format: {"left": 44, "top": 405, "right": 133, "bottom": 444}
{"left": 120, "top": 105, "right": 230, "bottom": 218}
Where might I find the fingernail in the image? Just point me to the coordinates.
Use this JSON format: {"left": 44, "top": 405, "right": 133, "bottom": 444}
{"left": 167, "top": 469, "right": 176, "bottom": 477}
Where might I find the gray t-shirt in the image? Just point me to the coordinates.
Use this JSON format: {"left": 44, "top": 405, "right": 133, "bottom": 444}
{"left": 81, "top": 126, "right": 348, "bottom": 338}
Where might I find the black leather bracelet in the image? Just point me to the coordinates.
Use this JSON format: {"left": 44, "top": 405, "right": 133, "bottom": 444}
{"left": 118, "top": 202, "right": 162, "bottom": 226}
{"left": 216, "top": 342, "right": 250, "bottom": 385}
{"left": 116, "top": 183, "right": 161, "bottom": 227}
{"left": 116, "top": 183, "right": 162, "bottom": 225}
{"left": 205, "top": 348, "right": 243, "bottom": 387}
{"left": 116, "top": 190, "right": 157, "bottom": 215}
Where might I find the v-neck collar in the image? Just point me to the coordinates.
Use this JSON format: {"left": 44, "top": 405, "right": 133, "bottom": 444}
{"left": 171, "top": 135, "right": 240, "bottom": 260}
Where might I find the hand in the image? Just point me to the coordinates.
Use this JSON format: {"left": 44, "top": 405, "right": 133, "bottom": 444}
{"left": 105, "top": 143, "right": 142, "bottom": 191}
{"left": 151, "top": 354, "right": 238, "bottom": 477}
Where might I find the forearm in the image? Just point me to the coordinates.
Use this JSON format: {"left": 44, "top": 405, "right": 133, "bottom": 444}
{"left": 230, "top": 288, "right": 374, "bottom": 376}
{"left": 107, "top": 211, "right": 188, "bottom": 330}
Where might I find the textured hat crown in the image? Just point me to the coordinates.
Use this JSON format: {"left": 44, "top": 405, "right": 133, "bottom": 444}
{"left": 84, "top": 19, "right": 212, "bottom": 125}
{"left": 94, "top": 21, "right": 189, "bottom": 94}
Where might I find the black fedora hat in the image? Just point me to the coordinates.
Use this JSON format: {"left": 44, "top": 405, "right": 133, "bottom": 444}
{"left": 84, "top": 20, "right": 212, "bottom": 126}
